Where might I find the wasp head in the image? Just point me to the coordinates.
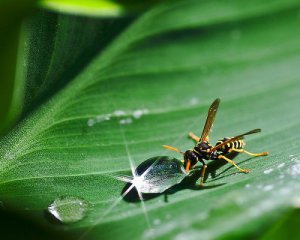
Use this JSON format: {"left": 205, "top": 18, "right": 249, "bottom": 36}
{"left": 183, "top": 150, "right": 198, "bottom": 172}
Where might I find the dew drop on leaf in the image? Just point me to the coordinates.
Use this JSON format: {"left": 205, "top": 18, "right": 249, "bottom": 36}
{"left": 47, "top": 196, "right": 88, "bottom": 223}
{"left": 263, "top": 168, "right": 273, "bottom": 174}
{"left": 119, "top": 118, "right": 132, "bottom": 124}
{"left": 134, "top": 156, "right": 187, "bottom": 193}
{"left": 87, "top": 119, "right": 95, "bottom": 127}
{"left": 114, "top": 110, "right": 126, "bottom": 116}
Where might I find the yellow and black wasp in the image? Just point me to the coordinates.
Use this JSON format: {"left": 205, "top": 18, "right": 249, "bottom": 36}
{"left": 163, "top": 98, "right": 268, "bottom": 187}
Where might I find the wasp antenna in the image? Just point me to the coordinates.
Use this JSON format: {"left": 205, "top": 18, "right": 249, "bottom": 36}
{"left": 162, "top": 145, "right": 184, "bottom": 154}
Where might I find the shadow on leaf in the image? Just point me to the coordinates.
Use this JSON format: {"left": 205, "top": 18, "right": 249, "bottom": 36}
{"left": 120, "top": 151, "right": 259, "bottom": 202}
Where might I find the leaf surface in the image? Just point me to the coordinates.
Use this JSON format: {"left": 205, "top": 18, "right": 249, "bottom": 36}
{"left": 1, "top": 0, "right": 300, "bottom": 239}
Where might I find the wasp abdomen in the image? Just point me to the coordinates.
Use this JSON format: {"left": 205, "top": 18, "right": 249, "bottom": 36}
{"left": 216, "top": 137, "right": 245, "bottom": 155}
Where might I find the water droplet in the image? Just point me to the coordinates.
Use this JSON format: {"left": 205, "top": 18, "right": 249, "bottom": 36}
{"left": 277, "top": 163, "right": 285, "bottom": 168}
{"left": 290, "top": 154, "right": 300, "bottom": 163}
{"left": 47, "top": 196, "right": 88, "bottom": 223}
{"left": 263, "top": 168, "right": 273, "bottom": 174}
{"left": 114, "top": 110, "right": 126, "bottom": 116}
{"left": 263, "top": 185, "right": 274, "bottom": 191}
{"left": 96, "top": 114, "right": 111, "bottom": 122}
{"left": 87, "top": 119, "right": 95, "bottom": 127}
{"left": 133, "top": 156, "right": 186, "bottom": 193}
{"left": 119, "top": 118, "right": 132, "bottom": 124}
{"left": 189, "top": 98, "right": 199, "bottom": 105}
{"left": 132, "top": 109, "right": 148, "bottom": 119}
{"left": 289, "top": 163, "right": 300, "bottom": 176}
{"left": 4, "top": 152, "right": 14, "bottom": 160}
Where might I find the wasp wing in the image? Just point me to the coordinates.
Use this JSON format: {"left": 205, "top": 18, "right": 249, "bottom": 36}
{"left": 210, "top": 128, "right": 261, "bottom": 152}
{"left": 200, "top": 98, "right": 220, "bottom": 142}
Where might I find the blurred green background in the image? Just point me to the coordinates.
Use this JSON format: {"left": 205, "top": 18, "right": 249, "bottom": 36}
{"left": 1, "top": 0, "right": 300, "bottom": 239}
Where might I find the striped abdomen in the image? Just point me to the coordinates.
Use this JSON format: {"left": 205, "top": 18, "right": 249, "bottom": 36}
{"left": 215, "top": 137, "right": 245, "bottom": 155}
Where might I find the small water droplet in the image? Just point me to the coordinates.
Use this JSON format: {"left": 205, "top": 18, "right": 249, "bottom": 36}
{"left": 114, "top": 110, "right": 126, "bottom": 116}
{"left": 289, "top": 163, "right": 300, "bottom": 176}
{"left": 277, "top": 163, "right": 285, "bottom": 168}
{"left": 132, "top": 109, "right": 148, "bottom": 119}
{"left": 87, "top": 119, "right": 96, "bottom": 127}
{"left": 4, "top": 152, "right": 14, "bottom": 160}
{"left": 263, "top": 168, "right": 273, "bottom": 174}
{"left": 189, "top": 98, "right": 199, "bottom": 106}
{"left": 47, "top": 196, "right": 88, "bottom": 223}
{"left": 96, "top": 114, "right": 111, "bottom": 122}
{"left": 120, "top": 118, "right": 132, "bottom": 124}
{"left": 263, "top": 185, "right": 274, "bottom": 192}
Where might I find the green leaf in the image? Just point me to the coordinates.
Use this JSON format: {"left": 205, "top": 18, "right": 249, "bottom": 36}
{"left": 0, "top": 208, "right": 65, "bottom": 239}
{"left": 261, "top": 209, "right": 300, "bottom": 240}
{"left": 39, "top": 0, "right": 168, "bottom": 17}
{"left": 39, "top": 0, "right": 125, "bottom": 17}
{"left": 1, "top": 0, "right": 300, "bottom": 239}
{"left": 22, "top": 9, "right": 133, "bottom": 116}
{"left": 0, "top": 0, "right": 37, "bottom": 134}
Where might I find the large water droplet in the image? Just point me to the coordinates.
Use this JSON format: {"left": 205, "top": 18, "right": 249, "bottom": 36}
{"left": 134, "top": 156, "right": 187, "bottom": 193}
{"left": 47, "top": 196, "right": 88, "bottom": 223}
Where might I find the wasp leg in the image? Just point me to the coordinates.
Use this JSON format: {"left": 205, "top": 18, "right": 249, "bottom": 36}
{"left": 218, "top": 155, "right": 250, "bottom": 173}
{"left": 199, "top": 164, "right": 207, "bottom": 188}
{"left": 229, "top": 148, "right": 268, "bottom": 157}
{"left": 189, "top": 132, "right": 209, "bottom": 142}
{"left": 185, "top": 159, "right": 191, "bottom": 173}
{"left": 188, "top": 132, "right": 200, "bottom": 142}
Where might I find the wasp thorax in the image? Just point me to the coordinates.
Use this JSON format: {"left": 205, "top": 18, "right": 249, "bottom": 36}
{"left": 195, "top": 141, "right": 212, "bottom": 152}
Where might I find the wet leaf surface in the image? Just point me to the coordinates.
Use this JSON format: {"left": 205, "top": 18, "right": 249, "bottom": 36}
{"left": 1, "top": 0, "right": 300, "bottom": 239}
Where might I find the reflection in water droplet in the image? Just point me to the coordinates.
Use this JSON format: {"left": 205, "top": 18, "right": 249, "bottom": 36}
{"left": 134, "top": 156, "right": 187, "bottom": 193}
{"left": 47, "top": 196, "right": 88, "bottom": 223}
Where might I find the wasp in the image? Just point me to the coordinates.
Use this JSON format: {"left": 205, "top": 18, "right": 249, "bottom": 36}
{"left": 163, "top": 98, "right": 268, "bottom": 187}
